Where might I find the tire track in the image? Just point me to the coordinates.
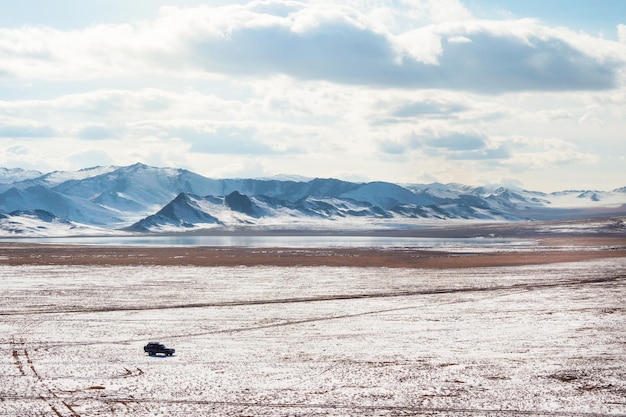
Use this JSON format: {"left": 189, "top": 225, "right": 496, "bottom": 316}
{"left": 0, "top": 292, "right": 511, "bottom": 350}
{"left": 9, "top": 338, "right": 81, "bottom": 417}
{"left": 0, "top": 296, "right": 496, "bottom": 350}
{"left": 11, "top": 348, "right": 25, "bottom": 376}
{"left": 162, "top": 304, "right": 426, "bottom": 341}
{"left": 0, "top": 274, "right": 623, "bottom": 317}
{"left": 2, "top": 274, "right": 623, "bottom": 349}
{"left": 90, "top": 396, "right": 626, "bottom": 417}
{"left": 116, "top": 367, "right": 144, "bottom": 379}
{"left": 2, "top": 394, "right": 622, "bottom": 417}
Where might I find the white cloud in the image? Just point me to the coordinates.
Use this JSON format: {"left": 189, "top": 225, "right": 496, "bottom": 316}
{"left": 66, "top": 149, "right": 115, "bottom": 168}
{"left": 0, "top": 121, "right": 55, "bottom": 138}
{"left": 447, "top": 35, "right": 471, "bottom": 43}
{"left": 1, "top": 144, "right": 57, "bottom": 172}
{"left": 619, "top": 24, "right": 626, "bottom": 44}
{"left": 0, "top": 1, "right": 624, "bottom": 191}
{"left": 0, "top": 3, "right": 623, "bottom": 93}
{"left": 498, "top": 135, "right": 598, "bottom": 170}
{"left": 578, "top": 111, "right": 604, "bottom": 127}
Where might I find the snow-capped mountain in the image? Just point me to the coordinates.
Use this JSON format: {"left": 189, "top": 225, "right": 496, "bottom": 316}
{"left": 0, "top": 209, "right": 115, "bottom": 237}
{"left": 0, "top": 167, "right": 42, "bottom": 184}
{"left": 0, "top": 163, "right": 624, "bottom": 235}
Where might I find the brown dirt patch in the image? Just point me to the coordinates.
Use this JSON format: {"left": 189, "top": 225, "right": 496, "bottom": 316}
{"left": 1, "top": 241, "right": 624, "bottom": 269}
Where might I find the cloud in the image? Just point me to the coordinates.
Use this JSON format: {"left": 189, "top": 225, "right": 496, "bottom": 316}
{"left": 132, "top": 122, "right": 283, "bottom": 155}
{"left": 445, "top": 147, "right": 510, "bottom": 160}
{"left": 379, "top": 127, "right": 503, "bottom": 159}
{"left": 391, "top": 99, "right": 468, "bottom": 117}
{"left": 185, "top": 13, "right": 401, "bottom": 86}
{"left": 181, "top": 11, "right": 623, "bottom": 92}
{"left": 0, "top": 1, "right": 623, "bottom": 191}
{"left": 66, "top": 149, "right": 115, "bottom": 168}
{"left": 246, "top": 0, "right": 304, "bottom": 17}
{"left": 1, "top": 144, "right": 55, "bottom": 172}
{"left": 619, "top": 24, "right": 626, "bottom": 44}
{"left": 189, "top": 131, "right": 277, "bottom": 155}
{"left": 0, "top": 3, "right": 623, "bottom": 93}
{"left": 0, "top": 122, "right": 55, "bottom": 138}
{"left": 494, "top": 135, "right": 598, "bottom": 170}
{"left": 408, "top": 129, "right": 511, "bottom": 160}
{"left": 378, "top": 139, "right": 407, "bottom": 155}
{"left": 423, "top": 131, "right": 487, "bottom": 151}
{"left": 77, "top": 124, "right": 125, "bottom": 140}
{"left": 460, "top": 33, "right": 608, "bottom": 93}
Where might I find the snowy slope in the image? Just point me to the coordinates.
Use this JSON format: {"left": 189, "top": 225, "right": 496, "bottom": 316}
{"left": 0, "top": 185, "right": 125, "bottom": 226}
{"left": 52, "top": 163, "right": 215, "bottom": 205}
{"left": 0, "top": 166, "right": 117, "bottom": 191}
{"left": 0, "top": 167, "right": 42, "bottom": 185}
{"left": 0, "top": 163, "right": 226, "bottom": 226}
{"left": 339, "top": 181, "right": 439, "bottom": 208}
{"left": 0, "top": 210, "right": 117, "bottom": 237}
{"left": 128, "top": 191, "right": 409, "bottom": 232}
{"left": 548, "top": 189, "right": 626, "bottom": 208}
{"left": 129, "top": 193, "right": 222, "bottom": 232}
{"left": 0, "top": 163, "right": 625, "bottom": 234}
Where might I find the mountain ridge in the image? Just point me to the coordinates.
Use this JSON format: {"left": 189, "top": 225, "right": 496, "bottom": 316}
{"left": 0, "top": 163, "right": 624, "bottom": 236}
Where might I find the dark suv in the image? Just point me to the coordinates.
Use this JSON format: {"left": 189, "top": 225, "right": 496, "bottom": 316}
{"left": 143, "top": 342, "right": 175, "bottom": 356}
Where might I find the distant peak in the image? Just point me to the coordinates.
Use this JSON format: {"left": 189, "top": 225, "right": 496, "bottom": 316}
{"left": 261, "top": 174, "right": 312, "bottom": 182}
{"left": 127, "top": 162, "right": 149, "bottom": 170}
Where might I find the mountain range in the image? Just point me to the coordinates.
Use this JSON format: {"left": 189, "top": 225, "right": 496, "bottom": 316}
{"left": 0, "top": 163, "right": 624, "bottom": 236}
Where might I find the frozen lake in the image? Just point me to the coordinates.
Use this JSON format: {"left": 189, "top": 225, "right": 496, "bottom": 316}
{"left": 0, "top": 234, "right": 533, "bottom": 250}
{"left": 1, "top": 258, "right": 625, "bottom": 416}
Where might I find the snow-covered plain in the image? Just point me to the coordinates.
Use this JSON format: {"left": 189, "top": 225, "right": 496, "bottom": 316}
{"left": 1, "top": 259, "right": 625, "bottom": 416}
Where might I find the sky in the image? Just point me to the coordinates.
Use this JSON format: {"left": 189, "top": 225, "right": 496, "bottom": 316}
{"left": 0, "top": 0, "right": 625, "bottom": 192}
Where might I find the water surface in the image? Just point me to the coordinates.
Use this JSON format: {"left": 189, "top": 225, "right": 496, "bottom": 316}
{"left": 2, "top": 235, "right": 534, "bottom": 250}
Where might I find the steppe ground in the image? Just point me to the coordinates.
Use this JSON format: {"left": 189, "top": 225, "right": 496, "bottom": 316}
{"left": 1, "top": 221, "right": 625, "bottom": 416}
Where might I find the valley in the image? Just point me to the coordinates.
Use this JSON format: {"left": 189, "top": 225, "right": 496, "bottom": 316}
{"left": 1, "top": 244, "right": 624, "bottom": 416}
